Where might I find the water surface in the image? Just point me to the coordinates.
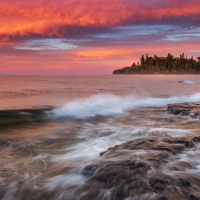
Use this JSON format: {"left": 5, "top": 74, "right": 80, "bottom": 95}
{"left": 0, "top": 75, "right": 200, "bottom": 199}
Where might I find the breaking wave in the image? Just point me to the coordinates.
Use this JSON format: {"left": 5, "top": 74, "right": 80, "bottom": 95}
{"left": 51, "top": 93, "right": 200, "bottom": 119}
{"left": 2, "top": 93, "right": 200, "bottom": 124}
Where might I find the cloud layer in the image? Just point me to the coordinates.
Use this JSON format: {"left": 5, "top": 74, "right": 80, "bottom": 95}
{"left": 0, "top": 0, "right": 200, "bottom": 73}
{"left": 1, "top": 0, "right": 200, "bottom": 41}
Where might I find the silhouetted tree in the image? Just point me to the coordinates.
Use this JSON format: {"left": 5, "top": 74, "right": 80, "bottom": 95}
{"left": 131, "top": 62, "right": 136, "bottom": 67}
{"left": 140, "top": 55, "right": 145, "bottom": 65}
{"left": 130, "top": 53, "right": 200, "bottom": 73}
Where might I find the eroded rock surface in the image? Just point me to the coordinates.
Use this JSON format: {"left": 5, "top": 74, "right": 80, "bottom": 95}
{"left": 167, "top": 103, "right": 200, "bottom": 118}
{"left": 79, "top": 134, "right": 200, "bottom": 200}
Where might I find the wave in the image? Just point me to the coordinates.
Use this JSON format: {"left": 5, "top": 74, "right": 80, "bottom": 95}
{"left": 0, "top": 108, "right": 52, "bottom": 127}
{"left": 2, "top": 93, "right": 200, "bottom": 124}
{"left": 51, "top": 93, "right": 200, "bottom": 119}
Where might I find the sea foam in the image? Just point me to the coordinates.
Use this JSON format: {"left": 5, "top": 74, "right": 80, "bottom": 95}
{"left": 180, "top": 81, "right": 195, "bottom": 85}
{"left": 51, "top": 93, "right": 200, "bottom": 119}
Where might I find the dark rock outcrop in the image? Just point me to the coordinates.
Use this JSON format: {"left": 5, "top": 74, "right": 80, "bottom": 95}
{"left": 78, "top": 134, "right": 200, "bottom": 200}
{"left": 167, "top": 103, "right": 200, "bottom": 118}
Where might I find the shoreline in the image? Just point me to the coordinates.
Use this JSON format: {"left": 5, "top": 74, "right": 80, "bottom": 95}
{"left": 113, "top": 73, "right": 200, "bottom": 75}
{"left": 78, "top": 102, "right": 200, "bottom": 199}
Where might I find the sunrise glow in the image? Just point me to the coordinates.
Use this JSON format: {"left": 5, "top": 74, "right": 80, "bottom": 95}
{"left": 0, "top": 0, "right": 200, "bottom": 74}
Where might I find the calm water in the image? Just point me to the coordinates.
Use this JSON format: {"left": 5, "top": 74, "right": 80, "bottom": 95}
{"left": 0, "top": 75, "right": 200, "bottom": 199}
{"left": 1, "top": 75, "right": 200, "bottom": 110}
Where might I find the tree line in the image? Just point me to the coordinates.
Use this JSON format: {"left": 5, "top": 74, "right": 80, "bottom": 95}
{"left": 131, "top": 53, "right": 200, "bottom": 71}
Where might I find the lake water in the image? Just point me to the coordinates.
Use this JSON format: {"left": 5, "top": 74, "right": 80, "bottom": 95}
{"left": 0, "top": 75, "right": 200, "bottom": 199}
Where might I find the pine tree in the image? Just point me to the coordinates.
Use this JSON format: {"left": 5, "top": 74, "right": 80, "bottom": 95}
{"left": 140, "top": 55, "right": 145, "bottom": 65}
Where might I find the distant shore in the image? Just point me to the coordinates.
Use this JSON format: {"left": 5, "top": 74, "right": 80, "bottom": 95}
{"left": 113, "top": 53, "right": 200, "bottom": 74}
{"left": 113, "top": 70, "right": 200, "bottom": 74}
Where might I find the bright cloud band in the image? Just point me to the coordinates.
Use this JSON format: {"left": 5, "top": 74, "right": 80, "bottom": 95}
{"left": 0, "top": 0, "right": 200, "bottom": 41}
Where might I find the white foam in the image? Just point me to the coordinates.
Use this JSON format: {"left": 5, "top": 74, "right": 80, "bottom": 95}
{"left": 163, "top": 144, "right": 200, "bottom": 177}
{"left": 2, "top": 182, "right": 17, "bottom": 200}
{"left": 51, "top": 93, "right": 200, "bottom": 119}
{"left": 45, "top": 174, "right": 86, "bottom": 190}
{"left": 44, "top": 174, "right": 86, "bottom": 199}
{"left": 180, "top": 81, "right": 195, "bottom": 85}
{"left": 53, "top": 123, "right": 191, "bottom": 164}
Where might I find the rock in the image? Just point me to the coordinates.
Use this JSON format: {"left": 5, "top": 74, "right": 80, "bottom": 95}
{"left": 101, "top": 134, "right": 196, "bottom": 155}
{"left": 81, "top": 165, "right": 101, "bottom": 177}
{"left": 167, "top": 103, "right": 200, "bottom": 118}
{"left": 113, "top": 65, "right": 164, "bottom": 74}
{"left": 78, "top": 134, "right": 200, "bottom": 200}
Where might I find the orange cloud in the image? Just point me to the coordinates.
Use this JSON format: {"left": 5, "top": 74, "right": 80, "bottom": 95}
{"left": 0, "top": 0, "right": 200, "bottom": 42}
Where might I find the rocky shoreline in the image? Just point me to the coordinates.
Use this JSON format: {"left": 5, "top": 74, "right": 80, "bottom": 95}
{"left": 167, "top": 103, "right": 200, "bottom": 119}
{"left": 80, "top": 134, "right": 200, "bottom": 200}
{"left": 5, "top": 102, "right": 200, "bottom": 200}
{"left": 77, "top": 102, "right": 200, "bottom": 200}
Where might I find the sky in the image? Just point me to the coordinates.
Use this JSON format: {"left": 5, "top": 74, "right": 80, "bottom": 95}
{"left": 0, "top": 0, "right": 200, "bottom": 74}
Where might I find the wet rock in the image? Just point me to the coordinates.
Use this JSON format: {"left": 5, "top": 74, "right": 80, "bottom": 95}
{"left": 81, "top": 165, "right": 100, "bottom": 177}
{"left": 101, "top": 134, "right": 199, "bottom": 155}
{"left": 167, "top": 103, "right": 200, "bottom": 118}
{"left": 77, "top": 134, "right": 200, "bottom": 200}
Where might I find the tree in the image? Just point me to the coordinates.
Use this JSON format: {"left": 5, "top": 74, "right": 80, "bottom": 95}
{"left": 140, "top": 55, "right": 145, "bottom": 65}
{"left": 146, "top": 54, "right": 149, "bottom": 65}
{"left": 128, "top": 53, "right": 200, "bottom": 73}
{"left": 131, "top": 62, "right": 136, "bottom": 67}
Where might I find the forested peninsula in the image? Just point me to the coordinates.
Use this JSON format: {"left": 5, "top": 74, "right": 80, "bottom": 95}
{"left": 113, "top": 53, "right": 200, "bottom": 74}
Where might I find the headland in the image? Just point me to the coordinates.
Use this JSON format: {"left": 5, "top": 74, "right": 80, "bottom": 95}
{"left": 113, "top": 53, "right": 200, "bottom": 74}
